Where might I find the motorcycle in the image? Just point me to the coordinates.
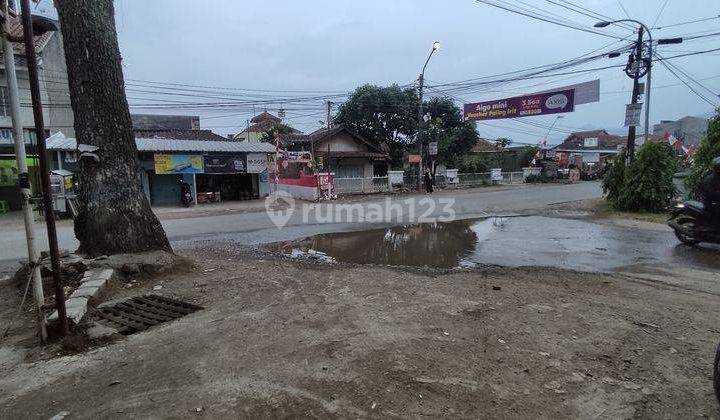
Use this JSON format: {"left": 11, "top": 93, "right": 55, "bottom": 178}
{"left": 667, "top": 200, "right": 720, "bottom": 246}
{"left": 180, "top": 183, "right": 193, "bottom": 207}
{"left": 715, "top": 343, "right": 720, "bottom": 405}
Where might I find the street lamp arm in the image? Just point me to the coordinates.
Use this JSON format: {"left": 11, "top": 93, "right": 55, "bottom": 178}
{"left": 595, "top": 19, "right": 652, "bottom": 43}
{"left": 422, "top": 49, "right": 436, "bottom": 75}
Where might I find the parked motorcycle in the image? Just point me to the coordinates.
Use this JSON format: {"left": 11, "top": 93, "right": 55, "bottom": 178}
{"left": 667, "top": 200, "right": 720, "bottom": 245}
{"left": 180, "top": 182, "right": 193, "bottom": 207}
{"left": 715, "top": 342, "right": 720, "bottom": 405}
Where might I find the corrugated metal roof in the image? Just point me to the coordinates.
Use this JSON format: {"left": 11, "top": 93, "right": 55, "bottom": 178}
{"left": 46, "top": 133, "right": 276, "bottom": 154}
{"left": 135, "top": 138, "right": 275, "bottom": 153}
{"left": 46, "top": 132, "right": 77, "bottom": 151}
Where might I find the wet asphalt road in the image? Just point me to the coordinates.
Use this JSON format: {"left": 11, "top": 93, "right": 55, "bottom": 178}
{"left": 4, "top": 181, "right": 717, "bottom": 278}
{"left": 277, "top": 215, "right": 720, "bottom": 274}
{"left": 0, "top": 182, "right": 602, "bottom": 272}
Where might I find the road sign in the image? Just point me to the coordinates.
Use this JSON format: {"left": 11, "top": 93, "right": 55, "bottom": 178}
{"left": 428, "top": 142, "right": 438, "bottom": 156}
{"left": 624, "top": 103, "right": 643, "bottom": 127}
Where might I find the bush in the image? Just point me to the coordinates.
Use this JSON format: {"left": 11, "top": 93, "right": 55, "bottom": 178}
{"left": 609, "top": 142, "right": 678, "bottom": 212}
{"left": 525, "top": 173, "right": 554, "bottom": 183}
{"left": 601, "top": 150, "right": 627, "bottom": 204}
{"left": 686, "top": 109, "right": 720, "bottom": 197}
{"left": 458, "top": 156, "right": 488, "bottom": 173}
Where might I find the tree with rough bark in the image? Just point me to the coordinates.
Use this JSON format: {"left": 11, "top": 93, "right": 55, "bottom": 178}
{"left": 55, "top": 0, "right": 171, "bottom": 256}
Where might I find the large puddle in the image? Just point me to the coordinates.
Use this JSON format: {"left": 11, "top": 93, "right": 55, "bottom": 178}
{"left": 270, "top": 216, "right": 720, "bottom": 272}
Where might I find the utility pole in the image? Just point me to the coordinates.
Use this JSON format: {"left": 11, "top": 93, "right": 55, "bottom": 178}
{"left": 417, "top": 41, "right": 440, "bottom": 191}
{"left": 625, "top": 26, "right": 644, "bottom": 162}
{"left": 416, "top": 72, "right": 425, "bottom": 191}
{"left": 643, "top": 42, "right": 652, "bottom": 145}
{"left": 325, "top": 101, "right": 333, "bottom": 172}
{"left": 1, "top": 0, "right": 46, "bottom": 341}
{"left": 20, "top": 0, "right": 68, "bottom": 336}
{"left": 325, "top": 101, "right": 333, "bottom": 200}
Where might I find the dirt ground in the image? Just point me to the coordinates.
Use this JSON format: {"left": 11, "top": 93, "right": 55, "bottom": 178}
{"left": 1, "top": 243, "right": 720, "bottom": 419}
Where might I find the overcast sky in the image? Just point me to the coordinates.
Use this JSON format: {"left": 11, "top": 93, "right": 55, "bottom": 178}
{"left": 113, "top": 0, "right": 719, "bottom": 145}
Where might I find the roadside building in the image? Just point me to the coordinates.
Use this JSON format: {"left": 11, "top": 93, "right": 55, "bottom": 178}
{"left": 471, "top": 138, "right": 503, "bottom": 154}
{"left": 131, "top": 114, "right": 200, "bottom": 131}
{"left": 653, "top": 116, "right": 709, "bottom": 146}
{"left": 234, "top": 111, "right": 300, "bottom": 142}
{"left": 554, "top": 130, "right": 624, "bottom": 169}
{"left": 282, "top": 124, "right": 390, "bottom": 178}
{"left": 0, "top": 13, "right": 74, "bottom": 209}
{"left": 469, "top": 139, "right": 531, "bottom": 172}
{"left": 47, "top": 129, "right": 275, "bottom": 207}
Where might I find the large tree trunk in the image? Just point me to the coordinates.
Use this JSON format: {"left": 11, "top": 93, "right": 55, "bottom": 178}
{"left": 55, "top": 0, "right": 171, "bottom": 256}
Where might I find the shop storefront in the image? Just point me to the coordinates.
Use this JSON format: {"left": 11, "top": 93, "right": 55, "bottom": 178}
{"left": 46, "top": 131, "right": 276, "bottom": 208}
{"left": 150, "top": 152, "right": 270, "bottom": 206}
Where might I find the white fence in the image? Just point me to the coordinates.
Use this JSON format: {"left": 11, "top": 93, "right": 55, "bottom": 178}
{"left": 331, "top": 171, "right": 524, "bottom": 195}
{"left": 456, "top": 171, "right": 524, "bottom": 187}
{"left": 333, "top": 176, "right": 390, "bottom": 195}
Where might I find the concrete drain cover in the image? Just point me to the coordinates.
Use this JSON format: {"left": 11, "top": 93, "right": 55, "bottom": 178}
{"left": 95, "top": 295, "right": 202, "bottom": 335}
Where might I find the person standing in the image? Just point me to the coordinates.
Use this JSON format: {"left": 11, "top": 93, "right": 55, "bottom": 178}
{"left": 424, "top": 168, "right": 434, "bottom": 194}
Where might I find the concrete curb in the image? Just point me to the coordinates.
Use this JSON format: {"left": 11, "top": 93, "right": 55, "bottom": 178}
{"left": 48, "top": 268, "right": 116, "bottom": 325}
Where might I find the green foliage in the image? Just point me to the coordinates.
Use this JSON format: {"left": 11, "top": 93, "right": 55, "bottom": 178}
{"left": 525, "top": 173, "right": 554, "bottom": 183}
{"left": 601, "top": 150, "right": 627, "bottom": 204}
{"left": 606, "top": 142, "right": 678, "bottom": 212}
{"left": 686, "top": 109, "right": 720, "bottom": 196}
{"left": 335, "top": 88, "right": 479, "bottom": 168}
{"left": 334, "top": 84, "right": 419, "bottom": 167}
{"left": 260, "top": 123, "right": 296, "bottom": 142}
{"left": 458, "top": 156, "right": 489, "bottom": 173}
{"left": 495, "top": 138, "right": 512, "bottom": 148}
{"left": 424, "top": 97, "right": 478, "bottom": 167}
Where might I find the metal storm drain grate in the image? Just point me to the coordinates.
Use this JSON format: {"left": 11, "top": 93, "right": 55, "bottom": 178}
{"left": 95, "top": 295, "right": 203, "bottom": 335}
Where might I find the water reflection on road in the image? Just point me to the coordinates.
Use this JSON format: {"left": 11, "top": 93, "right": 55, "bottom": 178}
{"left": 271, "top": 216, "right": 720, "bottom": 272}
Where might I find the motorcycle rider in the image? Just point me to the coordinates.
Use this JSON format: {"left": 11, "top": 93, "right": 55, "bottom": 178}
{"left": 699, "top": 157, "right": 720, "bottom": 228}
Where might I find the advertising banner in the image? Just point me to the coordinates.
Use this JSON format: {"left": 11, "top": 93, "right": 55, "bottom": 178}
{"left": 464, "top": 89, "right": 575, "bottom": 121}
{"left": 246, "top": 153, "right": 268, "bottom": 173}
{"left": 534, "top": 79, "right": 599, "bottom": 105}
{"left": 154, "top": 154, "right": 204, "bottom": 174}
{"left": 204, "top": 155, "right": 247, "bottom": 174}
{"left": 0, "top": 158, "right": 37, "bottom": 186}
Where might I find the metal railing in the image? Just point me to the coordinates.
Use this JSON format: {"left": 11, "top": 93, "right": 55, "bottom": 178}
{"left": 333, "top": 176, "right": 390, "bottom": 195}
{"left": 454, "top": 171, "right": 524, "bottom": 187}
{"left": 332, "top": 171, "right": 524, "bottom": 194}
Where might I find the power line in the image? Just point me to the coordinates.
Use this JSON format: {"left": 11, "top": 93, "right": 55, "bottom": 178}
{"left": 473, "top": 0, "right": 628, "bottom": 40}
{"left": 544, "top": 0, "right": 636, "bottom": 31}
{"left": 616, "top": 0, "right": 631, "bottom": 20}
{"left": 655, "top": 52, "right": 719, "bottom": 107}
{"left": 656, "top": 53, "right": 719, "bottom": 98}
{"left": 557, "top": 0, "right": 636, "bottom": 30}
{"left": 653, "top": 15, "right": 720, "bottom": 30}
{"left": 650, "top": 0, "right": 670, "bottom": 29}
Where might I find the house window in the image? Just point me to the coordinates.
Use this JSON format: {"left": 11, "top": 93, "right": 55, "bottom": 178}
{"left": 0, "top": 86, "right": 9, "bottom": 117}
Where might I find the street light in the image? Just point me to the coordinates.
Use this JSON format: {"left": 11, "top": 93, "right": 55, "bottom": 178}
{"left": 595, "top": 19, "right": 653, "bottom": 149}
{"left": 416, "top": 41, "right": 440, "bottom": 191}
{"left": 596, "top": 20, "right": 683, "bottom": 158}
